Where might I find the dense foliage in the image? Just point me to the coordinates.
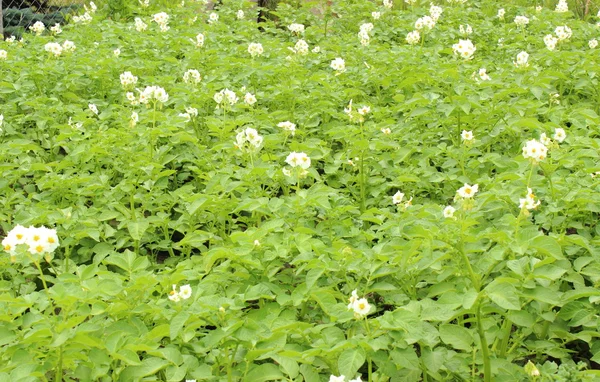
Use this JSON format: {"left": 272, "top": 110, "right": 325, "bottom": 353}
{"left": 1, "top": 0, "right": 600, "bottom": 380}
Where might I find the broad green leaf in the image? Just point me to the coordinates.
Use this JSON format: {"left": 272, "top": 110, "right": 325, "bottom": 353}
{"left": 485, "top": 280, "right": 521, "bottom": 310}
{"left": 439, "top": 324, "right": 473, "bottom": 351}
{"left": 170, "top": 311, "right": 190, "bottom": 341}
{"left": 338, "top": 347, "right": 366, "bottom": 379}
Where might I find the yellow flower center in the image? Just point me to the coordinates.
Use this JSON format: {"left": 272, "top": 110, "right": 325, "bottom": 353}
{"left": 35, "top": 245, "right": 44, "bottom": 253}
{"left": 358, "top": 303, "right": 365, "bottom": 310}
{"left": 48, "top": 237, "right": 55, "bottom": 244}
{"left": 16, "top": 234, "right": 23, "bottom": 240}
{"left": 33, "top": 235, "right": 40, "bottom": 242}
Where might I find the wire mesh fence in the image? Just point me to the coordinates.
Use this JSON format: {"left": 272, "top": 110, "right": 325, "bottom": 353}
{"left": 1, "top": 0, "right": 83, "bottom": 39}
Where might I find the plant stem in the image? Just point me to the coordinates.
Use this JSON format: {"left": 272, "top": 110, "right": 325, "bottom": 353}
{"left": 56, "top": 344, "right": 63, "bottom": 382}
{"left": 476, "top": 300, "right": 491, "bottom": 382}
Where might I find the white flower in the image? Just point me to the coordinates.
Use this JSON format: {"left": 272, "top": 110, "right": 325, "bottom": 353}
{"left": 544, "top": 34, "right": 558, "bottom": 50}
{"left": 555, "top": 0, "right": 568, "bottom": 13}
{"left": 540, "top": 133, "right": 552, "bottom": 146}
{"left": 381, "top": 127, "right": 391, "bottom": 135}
{"left": 89, "top": 103, "right": 99, "bottom": 115}
{"left": 126, "top": 92, "right": 138, "bottom": 105}
{"left": 291, "top": 39, "right": 309, "bottom": 55}
{"left": 139, "top": 86, "right": 169, "bottom": 104}
{"left": 392, "top": 191, "right": 404, "bottom": 204}
{"left": 244, "top": 93, "right": 257, "bottom": 105}
{"left": 191, "top": 33, "right": 205, "bottom": 48}
{"left": 330, "top": 58, "right": 346, "bottom": 73}
{"left": 358, "top": 106, "right": 370, "bottom": 116}
{"left": 130, "top": 111, "right": 138, "bottom": 127}
{"left": 352, "top": 298, "right": 371, "bottom": 317}
{"left": 248, "top": 42, "right": 264, "bottom": 57}
{"left": 349, "top": 378, "right": 362, "bottom": 382}
{"left": 50, "top": 23, "right": 62, "bottom": 34}
{"left": 497, "top": 8, "right": 505, "bottom": 19}
{"left": 383, "top": 0, "right": 393, "bottom": 8}
{"left": 406, "top": 30, "right": 420, "bottom": 45}
{"left": 113, "top": 48, "right": 121, "bottom": 56}
{"left": 135, "top": 17, "right": 148, "bottom": 32}
{"left": 372, "top": 11, "right": 381, "bottom": 19}
{"left": 589, "top": 39, "right": 598, "bottom": 49}
{"left": 452, "top": 39, "right": 476, "bottom": 60}
{"left": 514, "top": 15, "right": 529, "bottom": 27}
{"left": 85, "top": 1, "right": 97, "bottom": 13}
{"left": 415, "top": 16, "right": 435, "bottom": 31}
{"left": 179, "top": 285, "right": 192, "bottom": 300}
{"left": 237, "top": 10, "right": 245, "bottom": 19}
{"left": 456, "top": 183, "right": 479, "bottom": 199}
{"left": 522, "top": 139, "right": 548, "bottom": 162}
{"left": 139, "top": 0, "right": 150, "bottom": 7}
{"left": 430, "top": 4, "right": 443, "bottom": 20}
{"left": 278, "top": 121, "right": 296, "bottom": 135}
{"left": 443, "top": 205, "right": 456, "bottom": 218}
{"left": 208, "top": 12, "right": 219, "bottom": 23}
{"left": 179, "top": 112, "right": 192, "bottom": 122}
{"left": 30, "top": 21, "right": 45, "bottom": 35}
{"left": 461, "top": 130, "right": 473, "bottom": 141}
{"left": 0, "top": 114, "right": 3, "bottom": 127}
{"left": 72, "top": 12, "right": 92, "bottom": 24}
{"left": 0, "top": 50, "right": 7, "bottom": 60}
{"left": 405, "top": 0, "right": 416, "bottom": 4}
{"left": 549, "top": 93, "right": 560, "bottom": 105}
{"left": 120, "top": 71, "right": 138, "bottom": 88}
{"left": 554, "top": 25, "right": 572, "bottom": 41}
{"left": 312, "top": 46, "right": 321, "bottom": 53}
{"left": 514, "top": 51, "right": 529, "bottom": 68}
{"left": 553, "top": 128, "right": 566, "bottom": 143}
{"left": 459, "top": 24, "right": 473, "bottom": 35}
{"left": 478, "top": 68, "right": 491, "bottom": 81}
{"left": 44, "top": 42, "right": 63, "bottom": 57}
{"left": 60, "top": 40, "right": 76, "bottom": 53}
{"left": 329, "top": 376, "right": 346, "bottom": 382}
{"left": 288, "top": 23, "right": 305, "bottom": 34}
{"left": 168, "top": 285, "right": 181, "bottom": 302}
{"left": 536, "top": 5, "right": 542, "bottom": 12}
{"left": 519, "top": 187, "right": 541, "bottom": 210}
{"left": 183, "top": 69, "right": 202, "bottom": 84}
{"left": 285, "top": 152, "right": 311, "bottom": 169}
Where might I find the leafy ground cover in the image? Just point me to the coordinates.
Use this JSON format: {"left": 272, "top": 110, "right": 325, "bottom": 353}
{"left": 1, "top": 0, "right": 600, "bottom": 380}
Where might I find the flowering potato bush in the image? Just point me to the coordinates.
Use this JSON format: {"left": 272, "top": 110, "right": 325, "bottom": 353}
{"left": 2, "top": 0, "right": 600, "bottom": 381}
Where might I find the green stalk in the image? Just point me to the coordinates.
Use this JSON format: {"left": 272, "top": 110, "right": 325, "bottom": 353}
{"left": 56, "top": 344, "right": 63, "bottom": 382}
{"left": 476, "top": 301, "right": 491, "bottom": 382}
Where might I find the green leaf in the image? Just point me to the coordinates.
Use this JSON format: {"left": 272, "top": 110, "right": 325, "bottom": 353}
{"left": 127, "top": 220, "right": 149, "bottom": 242}
{"left": 170, "top": 311, "right": 190, "bottom": 341}
{"left": 530, "top": 236, "right": 564, "bottom": 260}
{"left": 245, "top": 363, "right": 284, "bottom": 381}
{"left": 337, "top": 347, "right": 366, "bottom": 379}
{"left": 439, "top": 324, "right": 473, "bottom": 351}
{"left": 272, "top": 355, "right": 299, "bottom": 378}
{"left": 485, "top": 280, "right": 521, "bottom": 310}
{"left": 120, "top": 357, "right": 169, "bottom": 379}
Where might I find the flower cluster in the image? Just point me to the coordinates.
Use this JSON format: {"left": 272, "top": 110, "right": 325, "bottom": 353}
{"left": 139, "top": 86, "right": 169, "bottom": 104}
{"left": 330, "top": 57, "right": 346, "bottom": 74}
{"left": 214, "top": 89, "right": 238, "bottom": 107}
{"left": 289, "top": 39, "right": 309, "bottom": 55}
{"left": 44, "top": 42, "right": 63, "bottom": 57}
{"left": 89, "top": 103, "right": 99, "bottom": 115}
{"left": 285, "top": 152, "right": 310, "bottom": 169}
{"left": 514, "top": 51, "right": 529, "bottom": 68}
{"left": 72, "top": 12, "right": 92, "bottom": 24}
{"left": 514, "top": 15, "right": 529, "bottom": 27}
{"left": 152, "top": 12, "right": 170, "bottom": 32}
{"left": 392, "top": 190, "right": 413, "bottom": 209}
{"left": 415, "top": 16, "right": 435, "bottom": 31}
{"left": 208, "top": 12, "right": 219, "bottom": 24}
{"left": 372, "top": 11, "right": 381, "bottom": 19}
{"left": 29, "top": 21, "right": 45, "bottom": 35}
{"left": 0, "top": 50, "right": 7, "bottom": 60}
{"left": 0, "top": 114, "right": 3, "bottom": 128}
{"left": 178, "top": 107, "right": 198, "bottom": 122}
{"left": 589, "top": 39, "right": 598, "bottom": 49}
{"left": 183, "top": 69, "right": 201, "bottom": 84}
{"left": 430, "top": 4, "right": 443, "bottom": 21}
{"left": 452, "top": 39, "right": 476, "bottom": 60}
{"left": 191, "top": 33, "right": 205, "bottom": 48}
{"left": 497, "top": 8, "right": 505, "bottom": 19}
{"left": 476, "top": 68, "right": 491, "bottom": 81}
{"left": 278, "top": 121, "right": 296, "bottom": 136}
{"left": 168, "top": 284, "right": 192, "bottom": 302}
{"left": 383, "top": 0, "right": 393, "bottom": 9}
{"left": 358, "top": 23, "right": 374, "bottom": 46}
{"left": 234, "top": 127, "right": 263, "bottom": 152}
{"left": 406, "top": 30, "right": 420, "bottom": 45}
{"left": 244, "top": 92, "right": 257, "bottom": 105}
{"left": 554, "top": 25, "right": 572, "bottom": 41}
{"left": 347, "top": 290, "right": 372, "bottom": 319}
{"left": 522, "top": 139, "right": 548, "bottom": 162}
{"left": 50, "top": 23, "right": 62, "bottom": 35}
{"left": 288, "top": 23, "right": 305, "bottom": 34}
{"left": 236, "top": 10, "right": 244, "bottom": 19}
{"left": 544, "top": 34, "right": 558, "bottom": 50}
{"left": 459, "top": 24, "right": 472, "bottom": 36}
{"left": 519, "top": 188, "right": 541, "bottom": 211}
{"left": 248, "top": 42, "right": 264, "bottom": 57}
{"left": 120, "top": 71, "right": 138, "bottom": 88}
{"left": 343, "top": 99, "right": 370, "bottom": 122}
{"left": 2, "top": 225, "right": 59, "bottom": 261}
{"left": 555, "top": 0, "right": 568, "bottom": 13}
{"left": 135, "top": 17, "right": 148, "bottom": 32}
